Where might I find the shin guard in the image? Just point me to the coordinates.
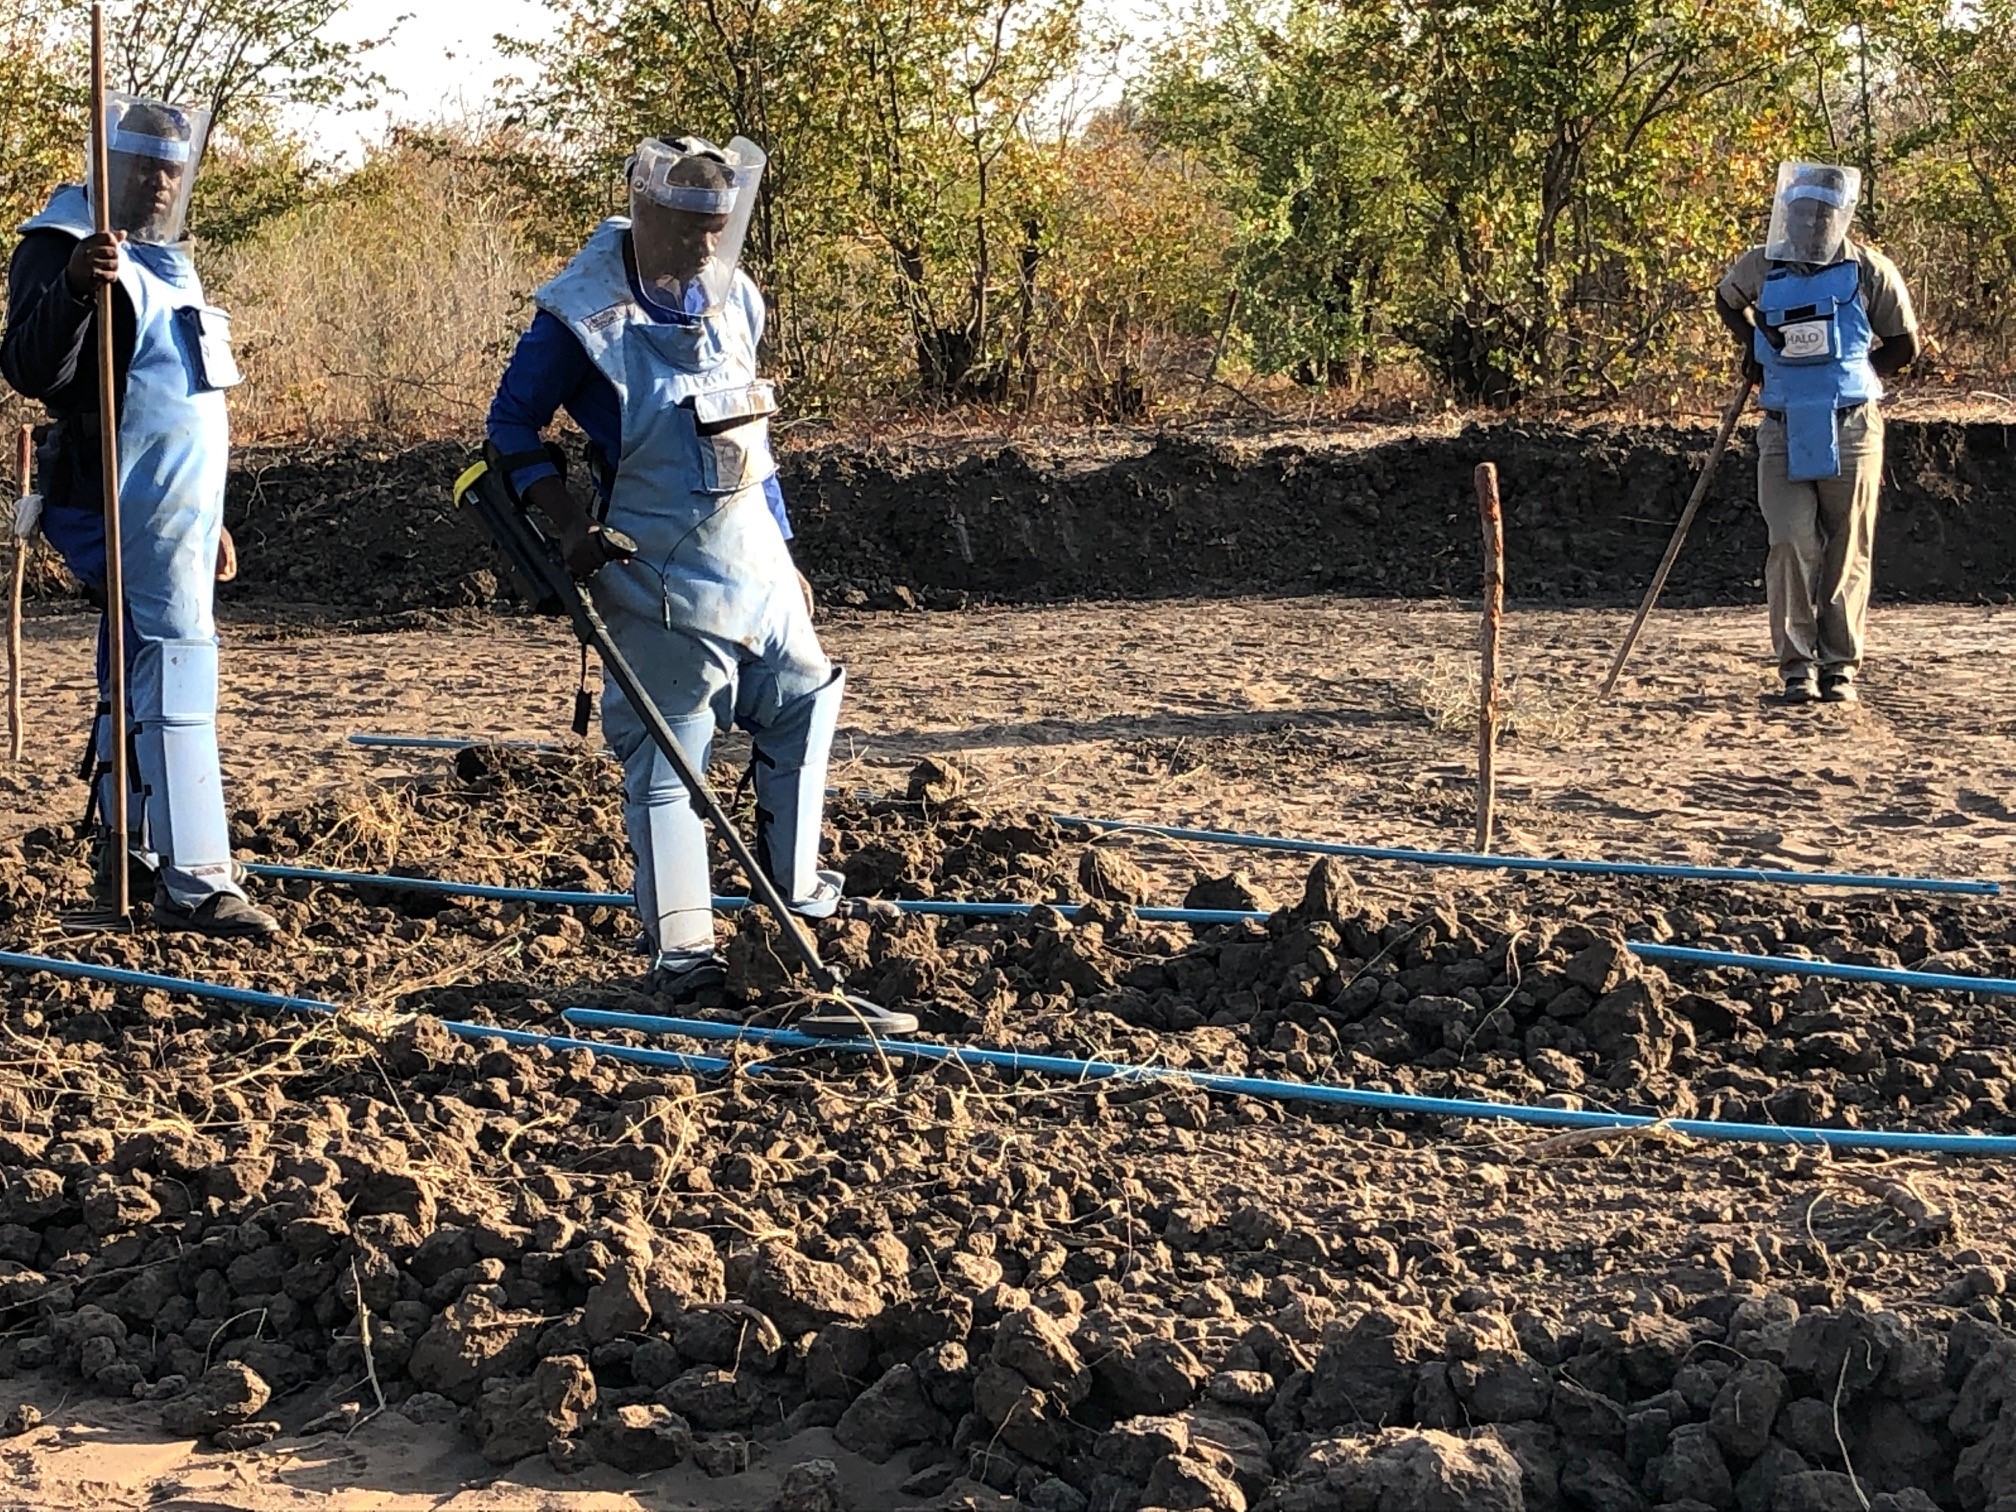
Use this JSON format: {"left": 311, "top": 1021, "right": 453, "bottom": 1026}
{"left": 752, "top": 667, "right": 846, "bottom": 907}
{"left": 131, "top": 638, "right": 237, "bottom": 903}
{"left": 622, "top": 711, "right": 719, "bottom": 961}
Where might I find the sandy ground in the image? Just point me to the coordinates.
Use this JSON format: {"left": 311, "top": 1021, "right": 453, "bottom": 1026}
{"left": 6, "top": 596, "right": 2014, "bottom": 898}
{"left": 3, "top": 594, "right": 2015, "bottom": 1511}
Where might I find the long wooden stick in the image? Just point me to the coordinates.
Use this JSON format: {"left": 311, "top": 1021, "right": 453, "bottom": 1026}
{"left": 1599, "top": 373, "right": 1754, "bottom": 698}
{"left": 8, "top": 426, "right": 28, "bottom": 763}
{"left": 1474, "top": 462, "right": 1505, "bottom": 853}
{"left": 90, "top": 3, "right": 131, "bottom": 920}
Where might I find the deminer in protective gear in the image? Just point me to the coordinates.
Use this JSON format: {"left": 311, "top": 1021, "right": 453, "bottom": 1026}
{"left": 1, "top": 94, "right": 279, "bottom": 936}
{"left": 485, "top": 133, "right": 844, "bottom": 1001}
{"left": 1714, "top": 162, "right": 1921, "bottom": 705}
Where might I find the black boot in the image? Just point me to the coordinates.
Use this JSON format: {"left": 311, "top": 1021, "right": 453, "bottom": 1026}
{"left": 153, "top": 887, "right": 281, "bottom": 938}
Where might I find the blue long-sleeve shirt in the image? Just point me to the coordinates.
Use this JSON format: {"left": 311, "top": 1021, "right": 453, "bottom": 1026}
{"left": 486, "top": 273, "right": 792, "bottom": 540}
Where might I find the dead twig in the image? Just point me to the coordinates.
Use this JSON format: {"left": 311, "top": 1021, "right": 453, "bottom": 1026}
{"left": 689, "top": 1301, "right": 786, "bottom": 1355}
{"left": 1832, "top": 1169, "right": 1955, "bottom": 1240}
{"left": 1833, "top": 1344, "right": 1873, "bottom": 1512}
{"left": 352, "top": 1260, "right": 388, "bottom": 1427}
{"left": 1514, "top": 1119, "right": 1679, "bottom": 1161}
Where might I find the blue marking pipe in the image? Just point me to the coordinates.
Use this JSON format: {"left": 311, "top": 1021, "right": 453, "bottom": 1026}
{"left": 1054, "top": 816, "right": 2003, "bottom": 898}
{"left": 349, "top": 734, "right": 564, "bottom": 752}
{"left": 0, "top": 951, "right": 735, "bottom": 1076}
{"left": 1631, "top": 942, "right": 2016, "bottom": 999}
{"left": 339, "top": 734, "right": 2002, "bottom": 898}
{"left": 242, "top": 863, "right": 2016, "bottom": 1000}
{"left": 247, "top": 864, "right": 626, "bottom": 908}
{"left": 564, "top": 1007, "right": 2016, "bottom": 1157}
{"left": 242, "top": 862, "right": 1257, "bottom": 925}
{"left": 2, "top": 950, "right": 2006, "bottom": 1155}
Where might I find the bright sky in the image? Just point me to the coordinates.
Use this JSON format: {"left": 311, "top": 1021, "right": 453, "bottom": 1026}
{"left": 300, "top": 0, "right": 1164, "bottom": 162}
{"left": 295, "top": 0, "right": 555, "bottom": 160}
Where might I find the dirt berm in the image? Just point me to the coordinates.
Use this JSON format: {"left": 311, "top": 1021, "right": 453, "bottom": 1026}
{"left": 182, "top": 417, "right": 2016, "bottom": 619}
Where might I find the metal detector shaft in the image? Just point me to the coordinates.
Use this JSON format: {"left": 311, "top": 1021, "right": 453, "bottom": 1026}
{"left": 453, "top": 459, "right": 842, "bottom": 994}
{"left": 1599, "top": 372, "right": 1753, "bottom": 699}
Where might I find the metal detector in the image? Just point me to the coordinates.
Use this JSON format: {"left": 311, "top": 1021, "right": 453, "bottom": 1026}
{"left": 452, "top": 449, "right": 917, "bottom": 1039}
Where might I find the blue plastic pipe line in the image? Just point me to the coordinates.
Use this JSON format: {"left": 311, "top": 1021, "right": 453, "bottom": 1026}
{"left": 349, "top": 734, "right": 564, "bottom": 752}
{"left": 1631, "top": 942, "right": 2016, "bottom": 1000}
{"left": 247, "top": 864, "right": 626, "bottom": 908}
{"left": 564, "top": 1007, "right": 2016, "bottom": 1157}
{"left": 0, "top": 950, "right": 735, "bottom": 1076}
{"left": 241, "top": 862, "right": 2016, "bottom": 1001}
{"left": 242, "top": 862, "right": 1259, "bottom": 925}
{"left": 338, "top": 733, "right": 2002, "bottom": 898}
{"left": 1, "top": 947, "right": 2005, "bottom": 1155}
{"left": 1053, "top": 816, "right": 2004, "bottom": 898}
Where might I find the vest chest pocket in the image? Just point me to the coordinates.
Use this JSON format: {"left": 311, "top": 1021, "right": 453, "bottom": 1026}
{"left": 175, "top": 305, "right": 244, "bottom": 391}
{"left": 689, "top": 381, "right": 778, "bottom": 495}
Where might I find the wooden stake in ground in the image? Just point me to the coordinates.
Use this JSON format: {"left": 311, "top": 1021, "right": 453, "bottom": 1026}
{"left": 1474, "top": 461, "right": 1505, "bottom": 853}
{"left": 90, "top": 2, "right": 132, "bottom": 921}
{"left": 8, "top": 426, "right": 29, "bottom": 762}
{"left": 1599, "top": 372, "right": 1754, "bottom": 698}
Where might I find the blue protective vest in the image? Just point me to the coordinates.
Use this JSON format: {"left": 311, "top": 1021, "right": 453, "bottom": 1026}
{"left": 533, "top": 220, "right": 794, "bottom": 654}
{"left": 1752, "top": 257, "right": 1882, "bottom": 484}
{"left": 17, "top": 185, "right": 236, "bottom": 641}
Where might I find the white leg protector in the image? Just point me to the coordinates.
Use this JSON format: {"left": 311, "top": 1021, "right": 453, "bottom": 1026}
{"left": 130, "top": 638, "right": 240, "bottom": 906}
{"left": 610, "top": 698, "right": 720, "bottom": 962}
{"left": 752, "top": 667, "right": 846, "bottom": 908}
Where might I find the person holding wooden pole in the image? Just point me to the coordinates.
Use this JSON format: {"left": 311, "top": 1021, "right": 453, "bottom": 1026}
{"left": 1714, "top": 162, "right": 1920, "bottom": 705}
{"left": 0, "top": 26, "right": 276, "bottom": 936}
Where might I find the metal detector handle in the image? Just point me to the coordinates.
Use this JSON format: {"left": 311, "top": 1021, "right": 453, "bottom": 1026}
{"left": 452, "top": 459, "right": 845, "bottom": 997}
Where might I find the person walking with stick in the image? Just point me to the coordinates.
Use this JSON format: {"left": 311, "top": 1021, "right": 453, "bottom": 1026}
{"left": 1714, "top": 162, "right": 1921, "bottom": 705}
{"left": 1, "top": 68, "right": 277, "bottom": 936}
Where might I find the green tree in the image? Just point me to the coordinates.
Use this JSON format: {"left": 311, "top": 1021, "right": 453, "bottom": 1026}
{"left": 507, "top": 0, "right": 1088, "bottom": 404}
{"left": 1145, "top": 0, "right": 1818, "bottom": 402}
{"left": 0, "top": 8, "right": 85, "bottom": 248}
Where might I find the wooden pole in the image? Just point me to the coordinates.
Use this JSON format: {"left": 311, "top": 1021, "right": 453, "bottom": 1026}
{"left": 90, "top": 2, "right": 131, "bottom": 920}
{"left": 1474, "top": 461, "right": 1504, "bottom": 854}
{"left": 8, "top": 426, "right": 29, "bottom": 762}
{"left": 1599, "top": 372, "right": 1754, "bottom": 699}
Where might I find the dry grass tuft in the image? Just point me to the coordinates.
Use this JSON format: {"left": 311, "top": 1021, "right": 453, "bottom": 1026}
{"left": 208, "top": 146, "right": 553, "bottom": 444}
{"left": 1391, "top": 650, "right": 1592, "bottom": 745}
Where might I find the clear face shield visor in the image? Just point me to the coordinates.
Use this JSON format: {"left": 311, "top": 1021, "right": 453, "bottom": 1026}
{"left": 87, "top": 92, "right": 210, "bottom": 246}
{"left": 1764, "top": 161, "right": 1860, "bottom": 266}
{"left": 627, "top": 135, "right": 766, "bottom": 317}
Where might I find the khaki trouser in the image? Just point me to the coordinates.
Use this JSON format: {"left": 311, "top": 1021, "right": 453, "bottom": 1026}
{"left": 1756, "top": 402, "right": 1884, "bottom": 684}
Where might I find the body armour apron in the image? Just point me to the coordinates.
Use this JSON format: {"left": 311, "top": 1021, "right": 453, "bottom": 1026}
{"left": 1754, "top": 257, "right": 1882, "bottom": 484}
{"left": 19, "top": 186, "right": 244, "bottom": 904}
{"left": 535, "top": 221, "right": 840, "bottom": 963}
{"left": 534, "top": 218, "right": 798, "bottom": 650}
